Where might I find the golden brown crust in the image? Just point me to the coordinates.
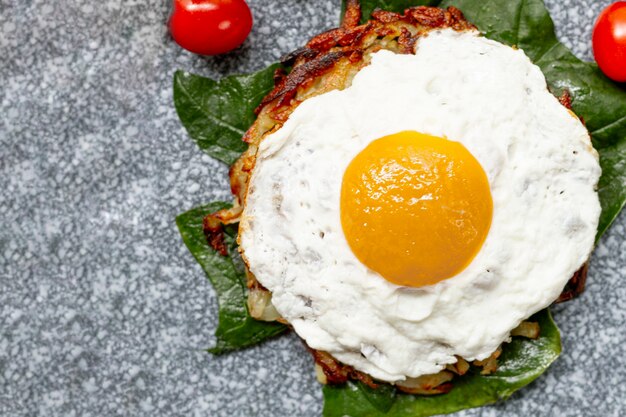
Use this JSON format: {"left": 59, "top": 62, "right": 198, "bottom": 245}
{"left": 310, "top": 345, "right": 512, "bottom": 394}
{"left": 342, "top": 0, "right": 362, "bottom": 29}
{"left": 256, "top": 5, "right": 474, "bottom": 116}
{"left": 557, "top": 262, "right": 589, "bottom": 303}
{"left": 256, "top": 50, "right": 350, "bottom": 112}
{"left": 203, "top": 214, "right": 228, "bottom": 256}
{"left": 395, "top": 371, "right": 454, "bottom": 395}
{"left": 473, "top": 347, "right": 502, "bottom": 375}
{"left": 308, "top": 348, "right": 380, "bottom": 389}
{"left": 558, "top": 89, "right": 573, "bottom": 110}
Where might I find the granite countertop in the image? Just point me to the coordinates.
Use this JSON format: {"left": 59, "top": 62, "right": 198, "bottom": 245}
{"left": 0, "top": 0, "right": 624, "bottom": 416}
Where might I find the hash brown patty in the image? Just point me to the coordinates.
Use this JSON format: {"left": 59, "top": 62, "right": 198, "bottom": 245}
{"left": 203, "top": 1, "right": 586, "bottom": 393}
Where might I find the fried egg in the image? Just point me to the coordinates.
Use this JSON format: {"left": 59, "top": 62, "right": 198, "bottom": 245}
{"left": 239, "top": 29, "right": 601, "bottom": 382}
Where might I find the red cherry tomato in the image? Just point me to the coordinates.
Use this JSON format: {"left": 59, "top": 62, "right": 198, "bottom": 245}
{"left": 592, "top": 1, "right": 626, "bottom": 82}
{"left": 169, "top": 0, "right": 253, "bottom": 56}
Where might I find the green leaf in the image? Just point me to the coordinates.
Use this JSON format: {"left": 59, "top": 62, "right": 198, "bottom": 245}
{"left": 439, "top": 0, "right": 626, "bottom": 240}
{"left": 176, "top": 203, "right": 287, "bottom": 354}
{"left": 322, "top": 309, "right": 561, "bottom": 417}
{"left": 173, "top": 64, "right": 280, "bottom": 166}
{"left": 357, "top": 381, "right": 398, "bottom": 412}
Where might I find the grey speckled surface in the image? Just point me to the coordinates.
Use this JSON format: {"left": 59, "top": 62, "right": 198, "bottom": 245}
{"left": 0, "top": 0, "right": 624, "bottom": 416}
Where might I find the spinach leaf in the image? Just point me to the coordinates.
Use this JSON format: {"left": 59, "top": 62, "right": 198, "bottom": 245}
{"left": 176, "top": 203, "right": 287, "bottom": 354}
{"left": 357, "top": 381, "right": 398, "bottom": 413}
{"left": 439, "top": 0, "right": 626, "bottom": 239}
{"left": 322, "top": 309, "right": 561, "bottom": 417}
{"left": 173, "top": 64, "right": 280, "bottom": 166}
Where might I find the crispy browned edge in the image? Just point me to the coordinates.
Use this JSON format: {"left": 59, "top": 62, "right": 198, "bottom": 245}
{"left": 199, "top": 1, "right": 589, "bottom": 394}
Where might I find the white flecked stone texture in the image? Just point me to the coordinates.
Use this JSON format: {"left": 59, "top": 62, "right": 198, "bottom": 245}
{"left": 0, "top": 0, "right": 623, "bottom": 416}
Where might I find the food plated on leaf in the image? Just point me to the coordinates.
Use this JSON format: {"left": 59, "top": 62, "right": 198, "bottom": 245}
{"left": 173, "top": 0, "right": 626, "bottom": 416}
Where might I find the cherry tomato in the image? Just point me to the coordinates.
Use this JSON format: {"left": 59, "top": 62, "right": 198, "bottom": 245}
{"left": 169, "top": 0, "right": 253, "bottom": 56}
{"left": 592, "top": 1, "right": 626, "bottom": 82}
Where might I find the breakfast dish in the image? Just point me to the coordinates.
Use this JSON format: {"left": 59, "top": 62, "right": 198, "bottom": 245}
{"left": 173, "top": 0, "right": 626, "bottom": 415}
{"left": 205, "top": 1, "right": 599, "bottom": 391}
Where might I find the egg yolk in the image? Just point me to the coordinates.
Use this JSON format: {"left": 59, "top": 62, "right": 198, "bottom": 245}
{"left": 340, "top": 131, "right": 493, "bottom": 287}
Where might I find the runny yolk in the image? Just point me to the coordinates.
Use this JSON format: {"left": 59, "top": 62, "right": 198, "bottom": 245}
{"left": 340, "top": 131, "right": 493, "bottom": 288}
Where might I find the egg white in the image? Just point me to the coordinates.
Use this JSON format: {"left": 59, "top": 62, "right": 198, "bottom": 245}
{"left": 239, "top": 29, "right": 601, "bottom": 382}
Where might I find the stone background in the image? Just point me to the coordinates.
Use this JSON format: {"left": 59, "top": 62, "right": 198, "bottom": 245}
{"left": 0, "top": 0, "right": 624, "bottom": 416}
